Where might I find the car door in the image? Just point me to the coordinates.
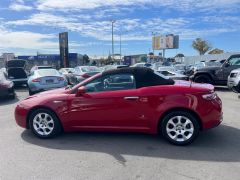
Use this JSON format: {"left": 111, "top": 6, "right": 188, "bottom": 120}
{"left": 223, "top": 56, "right": 240, "bottom": 80}
{"left": 67, "top": 73, "right": 150, "bottom": 131}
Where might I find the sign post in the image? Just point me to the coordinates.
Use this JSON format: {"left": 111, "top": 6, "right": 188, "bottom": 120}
{"left": 59, "top": 32, "right": 69, "bottom": 68}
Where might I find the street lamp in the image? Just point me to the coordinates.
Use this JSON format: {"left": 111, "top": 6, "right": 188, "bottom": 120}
{"left": 111, "top": 20, "right": 116, "bottom": 61}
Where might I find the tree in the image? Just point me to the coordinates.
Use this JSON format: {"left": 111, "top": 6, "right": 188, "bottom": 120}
{"left": 208, "top": 48, "right": 224, "bottom": 54}
{"left": 192, "top": 38, "right": 212, "bottom": 55}
{"left": 83, "top": 54, "right": 90, "bottom": 65}
{"left": 175, "top": 53, "right": 184, "bottom": 58}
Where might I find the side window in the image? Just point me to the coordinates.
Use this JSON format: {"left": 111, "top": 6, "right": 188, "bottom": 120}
{"left": 229, "top": 57, "right": 240, "bottom": 66}
{"left": 84, "top": 74, "right": 136, "bottom": 93}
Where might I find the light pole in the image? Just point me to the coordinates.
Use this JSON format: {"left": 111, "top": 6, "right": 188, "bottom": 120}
{"left": 111, "top": 20, "right": 116, "bottom": 62}
{"left": 120, "top": 32, "right": 122, "bottom": 63}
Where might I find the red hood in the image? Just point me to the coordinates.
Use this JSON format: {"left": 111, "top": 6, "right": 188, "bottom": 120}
{"left": 174, "top": 80, "right": 214, "bottom": 92}
{"left": 38, "top": 87, "right": 68, "bottom": 95}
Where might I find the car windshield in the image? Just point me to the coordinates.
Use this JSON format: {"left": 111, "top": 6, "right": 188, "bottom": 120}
{"left": 37, "top": 69, "right": 60, "bottom": 76}
{"left": 81, "top": 66, "right": 100, "bottom": 72}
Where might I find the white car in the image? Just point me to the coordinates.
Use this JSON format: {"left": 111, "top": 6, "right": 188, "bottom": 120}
{"left": 228, "top": 68, "right": 240, "bottom": 93}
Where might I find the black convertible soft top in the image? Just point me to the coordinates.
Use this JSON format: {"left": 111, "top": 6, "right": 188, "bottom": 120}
{"left": 102, "top": 67, "right": 174, "bottom": 88}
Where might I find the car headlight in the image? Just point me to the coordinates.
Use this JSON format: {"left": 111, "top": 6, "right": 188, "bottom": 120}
{"left": 230, "top": 72, "right": 240, "bottom": 78}
{"left": 202, "top": 92, "right": 217, "bottom": 100}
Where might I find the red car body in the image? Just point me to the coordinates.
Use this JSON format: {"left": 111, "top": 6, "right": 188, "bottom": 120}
{"left": 15, "top": 72, "right": 222, "bottom": 135}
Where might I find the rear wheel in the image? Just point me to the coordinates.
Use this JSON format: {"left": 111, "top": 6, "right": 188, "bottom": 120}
{"left": 161, "top": 111, "right": 200, "bottom": 145}
{"left": 29, "top": 108, "right": 62, "bottom": 138}
{"left": 194, "top": 74, "right": 213, "bottom": 84}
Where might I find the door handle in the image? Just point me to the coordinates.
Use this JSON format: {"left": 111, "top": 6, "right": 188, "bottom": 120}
{"left": 124, "top": 96, "right": 139, "bottom": 100}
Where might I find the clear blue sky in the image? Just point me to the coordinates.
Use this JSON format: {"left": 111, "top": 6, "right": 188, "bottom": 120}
{"left": 0, "top": 0, "right": 240, "bottom": 57}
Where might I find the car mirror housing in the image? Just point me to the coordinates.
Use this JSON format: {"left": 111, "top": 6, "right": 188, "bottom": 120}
{"left": 224, "top": 62, "right": 230, "bottom": 68}
{"left": 76, "top": 86, "right": 86, "bottom": 97}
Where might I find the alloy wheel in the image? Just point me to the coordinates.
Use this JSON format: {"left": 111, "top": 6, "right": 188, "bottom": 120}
{"left": 166, "top": 115, "right": 194, "bottom": 142}
{"left": 33, "top": 113, "right": 55, "bottom": 136}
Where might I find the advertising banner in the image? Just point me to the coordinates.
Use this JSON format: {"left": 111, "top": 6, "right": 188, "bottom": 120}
{"left": 152, "top": 34, "right": 179, "bottom": 50}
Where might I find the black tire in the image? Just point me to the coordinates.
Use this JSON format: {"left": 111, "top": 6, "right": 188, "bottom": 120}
{"left": 29, "top": 89, "right": 34, "bottom": 95}
{"left": 9, "top": 88, "right": 15, "bottom": 99}
{"left": 161, "top": 111, "right": 200, "bottom": 145}
{"left": 29, "top": 108, "right": 62, "bottom": 138}
{"left": 194, "top": 74, "right": 213, "bottom": 84}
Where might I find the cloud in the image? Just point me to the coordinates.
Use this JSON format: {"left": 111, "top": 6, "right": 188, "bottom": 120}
{"left": 9, "top": 0, "right": 33, "bottom": 11}
{"left": 7, "top": 11, "right": 240, "bottom": 42}
{"left": 35, "top": 0, "right": 240, "bottom": 13}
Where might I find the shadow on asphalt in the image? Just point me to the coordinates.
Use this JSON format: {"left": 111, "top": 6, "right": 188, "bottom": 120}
{"left": 215, "top": 86, "right": 231, "bottom": 92}
{"left": 0, "top": 96, "right": 19, "bottom": 105}
{"left": 21, "top": 124, "right": 240, "bottom": 163}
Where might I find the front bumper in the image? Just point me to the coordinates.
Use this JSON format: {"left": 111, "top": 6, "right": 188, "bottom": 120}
{"left": 15, "top": 104, "right": 29, "bottom": 129}
{"left": 228, "top": 78, "right": 240, "bottom": 93}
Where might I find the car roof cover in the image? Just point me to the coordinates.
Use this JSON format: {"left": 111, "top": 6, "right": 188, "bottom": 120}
{"left": 102, "top": 67, "right": 174, "bottom": 88}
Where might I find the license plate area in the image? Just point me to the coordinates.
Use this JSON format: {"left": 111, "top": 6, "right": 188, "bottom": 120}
{"left": 46, "top": 79, "right": 54, "bottom": 84}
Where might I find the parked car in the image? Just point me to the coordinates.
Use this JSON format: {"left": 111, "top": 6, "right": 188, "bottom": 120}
{"left": 72, "top": 66, "right": 101, "bottom": 82}
{"left": 59, "top": 68, "right": 77, "bottom": 85}
{"left": 174, "top": 64, "right": 187, "bottom": 74}
{"left": 101, "top": 65, "right": 129, "bottom": 72}
{"left": 30, "top": 65, "right": 53, "bottom": 73}
{"left": 28, "top": 69, "right": 67, "bottom": 95}
{"left": 6, "top": 59, "right": 28, "bottom": 86}
{"left": 157, "top": 70, "right": 189, "bottom": 81}
{"left": 191, "top": 54, "right": 240, "bottom": 85}
{"left": 0, "top": 70, "right": 15, "bottom": 99}
{"left": 131, "top": 63, "right": 152, "bottom": 68}
{"left": 15, "top": 67, "right": 222, "bottom": 145}
{"left": 228, "top": 68, "right": 240, "bottom": 93}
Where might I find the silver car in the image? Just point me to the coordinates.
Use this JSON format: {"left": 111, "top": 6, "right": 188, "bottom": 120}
{"left": 28, "top": 69, "right": 67, "bottom": 95}
{"left": 228, "top": 68, "right": 240, "bottom": 93}
{"left": 72, "top": 66, "right": 101, "bottom": 83}
{"left": 157, "top": 70, "right": 189, "bottom": 81}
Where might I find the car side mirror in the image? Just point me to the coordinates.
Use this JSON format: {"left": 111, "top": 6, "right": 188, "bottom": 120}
{"left": 224, "top": 62, "right": 230, "bottom": 68}
{"left": 76, "top": 86, "right": 86, "bottom": 97}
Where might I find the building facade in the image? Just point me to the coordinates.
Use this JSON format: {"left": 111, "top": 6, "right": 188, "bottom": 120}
{"left": 18, "top": 53, "right": 83, "bottom": 70}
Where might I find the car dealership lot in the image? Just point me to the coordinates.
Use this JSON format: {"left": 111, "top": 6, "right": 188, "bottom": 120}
{"left": 0, "top": 87, "right": 240, "bottom": 180}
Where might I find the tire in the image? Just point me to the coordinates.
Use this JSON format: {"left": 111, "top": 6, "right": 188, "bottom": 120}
{"left": 194, "top": 74, "right": 213, "bottom": 84}
{"left": 29, "top": 89, "right": 34, "bottom": 95}
{"left": 9, "top": 88, "right": 15, "bottom": 99}
{"left": 29, "top": 108, "right": 62, "bottom": 138}
{"left": 161, "top": 111, "right": 200, "bottom": 145}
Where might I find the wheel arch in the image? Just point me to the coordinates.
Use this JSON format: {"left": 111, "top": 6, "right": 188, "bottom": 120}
{"left": 157, "top": 107, "right": 203, "bottom": 133}
{"left": 194, "top": 72, "right": 214, "bottom": 82}
{"left": 26, "top": 105, "right": 63, "bottom": 131}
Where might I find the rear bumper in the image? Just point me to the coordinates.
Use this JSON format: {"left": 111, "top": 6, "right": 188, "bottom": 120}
{"left": 29, "top": 82, "right": 67, "bottom": 93}
{"left": 200, "top": 96, "right": 223, "bottom": 130}
{"left": 12, "top": 78, "right": 28, "bottom": 85}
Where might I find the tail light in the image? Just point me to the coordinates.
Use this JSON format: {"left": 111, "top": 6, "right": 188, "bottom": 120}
{"left": 202, "top": 92, "right": 217, "bottom": 100}
{"left": 57, "top": 77, "right": 65, "bottom": 81}
{"left": 81, "top": 73, "right": 90, "bottom": 78}
{"left": 32, "top": 78, "right": 41, "bottom": 82}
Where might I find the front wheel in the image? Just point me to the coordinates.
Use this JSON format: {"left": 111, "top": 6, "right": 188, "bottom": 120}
{"left": 29, "top": 109, "right": 62, "bottom": 138}
{"left": 161, "top": 111, "right": 200, "bottom": 145}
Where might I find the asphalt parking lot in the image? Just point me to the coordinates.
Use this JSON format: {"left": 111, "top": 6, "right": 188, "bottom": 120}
{"left": 0, "top": 87, "right": 240, "bottom": 180}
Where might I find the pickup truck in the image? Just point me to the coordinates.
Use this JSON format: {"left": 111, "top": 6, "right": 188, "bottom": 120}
{"left": 191, "top": 54, "right": 240, "bottom": 85}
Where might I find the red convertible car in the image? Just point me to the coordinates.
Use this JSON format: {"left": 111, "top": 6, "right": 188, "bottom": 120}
{"left": 15, "top": 67, "right": 222, "bottom": 145}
